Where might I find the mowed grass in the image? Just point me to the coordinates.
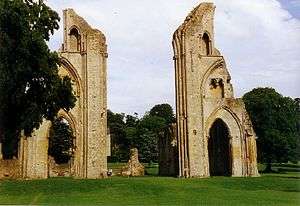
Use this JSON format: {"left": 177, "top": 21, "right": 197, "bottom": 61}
{"left": 0, "top": 165, "right": 299, "bottom": 205}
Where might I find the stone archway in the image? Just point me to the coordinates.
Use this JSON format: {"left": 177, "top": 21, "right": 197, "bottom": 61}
{"left": 205, "top": 107, "right": 244, "bottom": 177}
{"left": 13, "top": 9, "right": 109, "bottom": 179}
{"left": 208, "top": 118, "right": 231, "bottom": 176}
{"left": 48, "top": 114, "right": 75, "bottom": 177}
{"left": 172, "top": 2, "right": 259, "bottom": 178}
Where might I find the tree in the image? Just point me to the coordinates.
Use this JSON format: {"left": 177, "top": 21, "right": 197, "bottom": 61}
{"left": 125, "top": 113, "right": 139, "bottom": 127}
{"left": 243, "top": 88, "right": 300, "bottom": 172}
{"left": 123, "top": 113, "right": 140, "bottom": 154}
{"left": 107, "top": 104, "right": 175, "bottom": 163}
{"left": 48, "top": 117, "right": 74, "bottom": 164}
{"left": 149, "top": 103, "right": 175, "bottom": 124}
{"left": 134, "top": 104, "right": 174, "bottom": 163}
{"left": 107, "top": 110, "right": 127, "bottom": 162}
{"left": 135, "top": 115, "right": 166, "bottom": 162}
{"left": 0, "top": 0, "right": 76, "bottom": 158}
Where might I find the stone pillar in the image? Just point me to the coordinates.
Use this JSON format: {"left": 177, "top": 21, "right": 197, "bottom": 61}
{"left": 121, "top": 148, "right": 144, "bottom": 176}
{"left": 24, "top": 120, "right": 50, "bottom": 179}
{"left": 62, "top": 9, "right": 108, "bottom": 179}
{"left": 85, "top": 35, "right": 107, "bottom": 179}
{"left": 248, "top": 136, "right": 260, "bottom": 176}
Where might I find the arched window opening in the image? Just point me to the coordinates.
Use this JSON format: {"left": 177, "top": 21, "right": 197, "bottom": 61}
{"left": 208, "top": 118, "right": 231, "bottom": 176}
{"left": 69, "top": 27, "right": 81, "bottom": 52}
{"left": 202, "top": 33, "right": 210, "bottom": 55}
{"left": 209, "top": 78, "right": 224, "bottom": 98}
{"left": 48, "top": 117, "right": 75, "bottom": 164}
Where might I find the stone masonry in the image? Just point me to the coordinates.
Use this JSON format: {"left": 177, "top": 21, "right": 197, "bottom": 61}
{"left": 0, "top": 9, "right": 109, "bottom": 179}
{"left": 172, "top": 3, "right": 259, "bottom": 178}
{"left": 121, "top": 148, "right": 145, "bottom": 177}
{"left": 0, "top": 4, "right": 259, "bottom": 180}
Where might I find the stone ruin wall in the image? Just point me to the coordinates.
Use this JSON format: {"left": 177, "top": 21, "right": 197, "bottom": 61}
{"left": 48, "top": 156, "right": 71, "bottom": 177}
{"left": 121, "top": 148, "right": 145, "bottom": 177}
{"left": 0, "top": 9, "right": 109, "bottom": 180}
{"left": 0, "top": 159, "right": 21, "bottom": 179}
{"left": 0, "top": 3, "right": 259, "bottom": 180}
{"left": 172, "top": 3, "right": 259, "bottom": 178}
{"left": 61, "top": 8, "right": 108, "bottom": 179}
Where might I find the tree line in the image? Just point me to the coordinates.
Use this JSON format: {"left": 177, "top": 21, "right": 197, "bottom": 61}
{"left": 108, "top": 104, "right": 175, "bottom": 163}
{"left": 243, "top": 88, "right": 300, "bottom": 171}
{"left": 106, "top": 89, "right": 300, "bottom": 172}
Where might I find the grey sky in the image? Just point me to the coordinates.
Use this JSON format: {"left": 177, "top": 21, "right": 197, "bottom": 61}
{"left": 46, "top": 0, "right": 300, "bottom": 116}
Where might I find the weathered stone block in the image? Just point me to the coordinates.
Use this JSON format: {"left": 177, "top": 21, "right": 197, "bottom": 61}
{"left": 121, "top": 148, "right": 145, "bottom": 177}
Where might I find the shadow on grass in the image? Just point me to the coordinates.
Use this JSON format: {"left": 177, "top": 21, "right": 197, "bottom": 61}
{"left": 272, "top": 163, "right": 300, "bottom": 168}
{"left": 264, "top": 175, "right": 300, "bottom": 179}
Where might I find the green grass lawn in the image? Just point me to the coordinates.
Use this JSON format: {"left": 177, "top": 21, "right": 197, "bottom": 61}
{"left": 0, "top": 165, "right": 299, "bottom": 205}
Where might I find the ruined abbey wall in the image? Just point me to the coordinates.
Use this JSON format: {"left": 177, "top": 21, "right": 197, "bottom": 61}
{"left": 173, "top": 3, "right": 259, "bottom": 178}
{"left": 0, "top": 3, "right": 259, "bottom": 180}
{"left": 59, "top": 8, "right": 108, "bottom": 179}
{"left": 0, "top": 9, "right": 109, "bottom": 179}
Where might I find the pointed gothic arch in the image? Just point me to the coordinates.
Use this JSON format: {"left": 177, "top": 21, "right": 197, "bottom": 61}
{"left": 202, "top": 32, "right": 211, "bottom": 55}
{"left": 59, "top": 57, "right": 82, "bottom": 97}
{"left": 205, "top": 106, "right": 245, "bottom": 176}
{"left": 208, "top": 118, "right": 231, "bottom": 176}
{"left": 69, "top": 26, "right": 81, "bottom": 51}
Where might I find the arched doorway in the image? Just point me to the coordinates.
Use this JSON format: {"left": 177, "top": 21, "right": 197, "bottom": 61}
{"left": 48, "top": 117, "right": 75, "bottom": 177}
{"left": 208, "top": 118, "right": 231, "bottom": 176}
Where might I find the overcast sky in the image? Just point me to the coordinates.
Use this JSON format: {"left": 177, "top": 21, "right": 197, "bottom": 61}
{"left": 46, "top": 0, "right": 300, "bottom": 116}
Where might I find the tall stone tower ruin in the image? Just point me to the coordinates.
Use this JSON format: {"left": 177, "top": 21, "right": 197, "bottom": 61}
{"left": 58, "top": 8, "right": 108, "bottom": 178}
{"left": 173, "top": 3, "right": 259, "bottom": 178}
{"left": 0, "top": 9, "right": 108, "bottom": 179}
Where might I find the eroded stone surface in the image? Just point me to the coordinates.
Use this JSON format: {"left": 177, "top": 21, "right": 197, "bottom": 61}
{"left": 121, "top": 148, "right": 145, "bottom": 177}
{"left": 0, "top": 159, "right": 20, "bottom": 179}
{"left": 172, "top": 3, "right": 259, "bottom": 178}
{"left": 0, "top": 9, "right": 109, "bottom": 179}
{"left": 48, "top": 156, "right": 71, "bottom": 177}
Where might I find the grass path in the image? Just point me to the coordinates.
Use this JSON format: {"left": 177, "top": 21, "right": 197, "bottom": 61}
{"left": 0, "top": 172, "right": 299, "bottom": 205}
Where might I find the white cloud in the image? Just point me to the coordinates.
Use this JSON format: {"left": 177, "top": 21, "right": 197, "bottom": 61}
{"left": 46, "top": 0, "right": 300, "bottom": 115}
{"left": 214, "top": 0, "right": 300, "bottom": 97}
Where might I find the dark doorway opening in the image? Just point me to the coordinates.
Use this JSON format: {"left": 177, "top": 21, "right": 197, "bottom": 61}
{"left": 208, "top": 118, "right": 231, "bottom": 176}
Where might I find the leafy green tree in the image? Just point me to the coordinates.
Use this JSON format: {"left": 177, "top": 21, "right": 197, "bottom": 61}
{"left": 107, "top": 104, "right": 175, "bottom": 163}
{"left": 123, "top": 113, "right": 140, "bottom": 153}
{"left": 48, "top": 117, "right": 74, "bottom": 164}
{"left": 135, "top": 115, "right": 166, "bottom": 162}
{"left": 134, "top": 104, "right": 174, "bottom": 163}
{"left": 149, "top": 104, "right": 175, "bottom": 124}
{"left": 243, "top": 88, "right": 300, "bottom": 172}
{"left": 0, "top": 0, "right": 76, "bottom": 158}
{"left": 137, "top": 129, "right": 158, "bottom": 163}
{"left": 107, "top": 110, "right": 127, "bottom": 161}
{"left": 125, "top": 113, "right": 139, "bottom": 127}
{"left": 140, "top": 114, "right": 166, "bottom": 133}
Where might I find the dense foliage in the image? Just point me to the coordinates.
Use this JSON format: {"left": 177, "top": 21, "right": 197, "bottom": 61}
{"left": 48, "top": 117, "right": 74, "bottom": 164}
{"left": 108, "top": 104, "right": 175, "bottom": 163}
{"left": 149, "top": 104, "right": 175, "bottom": 124}
{"left": 0, "top": 0, "right": 76, "bottom": 158}
{"left": 243, "top": 87, "right": 300, "bottom": 171}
